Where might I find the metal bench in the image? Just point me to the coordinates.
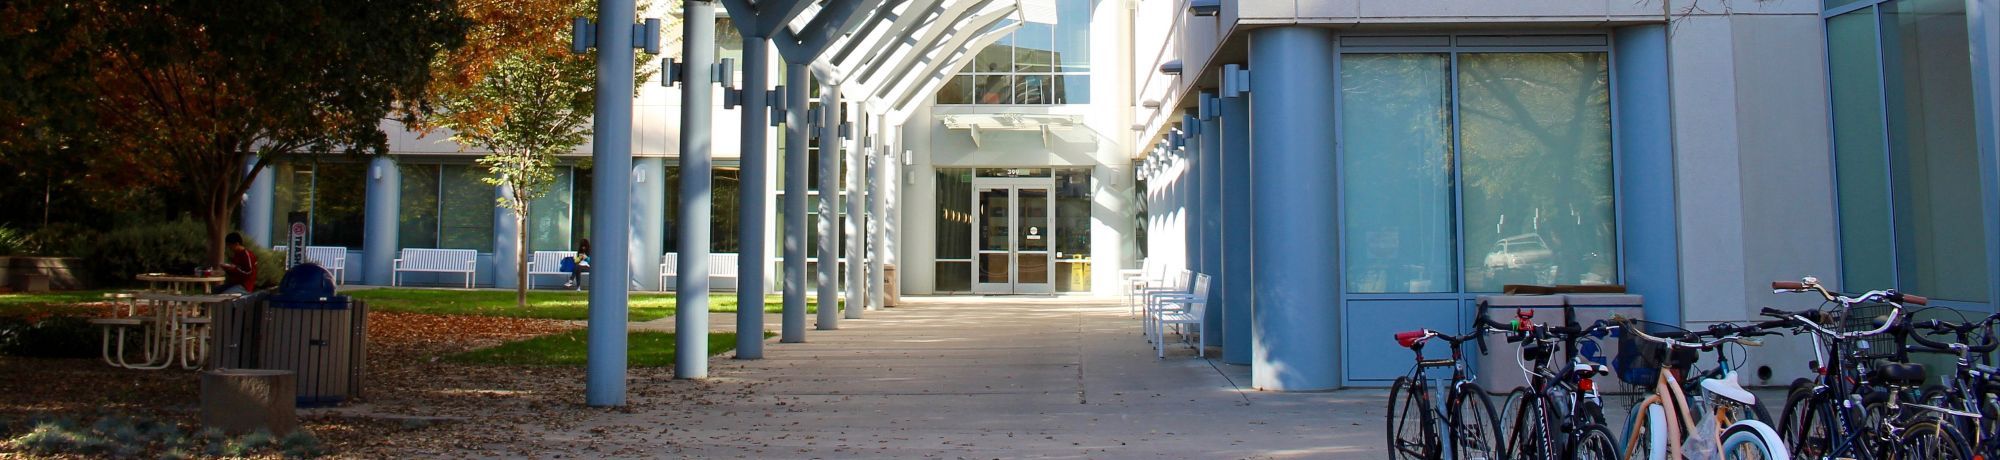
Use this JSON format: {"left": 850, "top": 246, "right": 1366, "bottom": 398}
{"left": 392, "top": 248, "right": 477, "bottom": 288}
{"left": 273, "top": 246, "right": 349, "bottom": 285}
{"left": 525, "top": 250, "right": 579, "bottom": 289}
{"left": 658, "top": 253, "right": 741, "bottom": 291}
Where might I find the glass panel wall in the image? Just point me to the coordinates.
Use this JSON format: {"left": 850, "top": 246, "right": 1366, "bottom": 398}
{"left": 1336, "top": 43, "right": 1618, "bottom": 295}
{"left": 1055, "top": 168, "right": 1093, "bottom": 292}
{"left": 396, "top": 163, "right": 441, "bottom": 249}
{"left": 528, "top": 167, "right": 574, "bottom": 252}
{"left": 265, "top": 159, "right": 365, "bottom": 249}
{"left": 936, "top": 169, "right": 974, "bottom": 292}
{"left": 936, "top": 0, "right": 1092, "bottom": 105}
{"left": 439, "top": 164, "right": 496, "bottom": 252}
{"left": 1829, "top": 0, "right": 1991, "bottom": 302}
{"left": 1340, "top": 53, "right": 1455, "bottom": 294}
{"left": 1458, "top": 52, "right": 1617, "bottom": 291}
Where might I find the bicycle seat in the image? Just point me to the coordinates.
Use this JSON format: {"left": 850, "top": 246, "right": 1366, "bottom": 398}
{"left": 1870, "top": 363, "right": 1927, "bottom": 386}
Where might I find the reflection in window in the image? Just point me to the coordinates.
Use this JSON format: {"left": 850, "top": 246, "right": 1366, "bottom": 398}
{"left": 1459, "top": 52, "right": 1616, "bottom": 291}
{"left": 528, "top": 167, "right": 574, "bottom": 252}
{"left": 1055, "top": 168, "right": 1093, "bottom": 292}
{"left": 396, "top": 163, "right": 441, "bottom": 249}
{"left": 266, "top": 159, "right": 366, "bottom": 249}
{"left": 439, "top": 164, "right": 496, "bottom": 252}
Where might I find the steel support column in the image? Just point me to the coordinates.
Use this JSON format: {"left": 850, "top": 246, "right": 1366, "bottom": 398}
{"left": 817, "top": 86, "right": 842, "bottom": 329}
{"left": 845, "top": 102, "right": 865, "bottom": 319}
{"left": 868, "top": 117, "right": 887, "bottom": 310}
{"left": 495, "top": 185, "right": 520, "bottom": 289}
{"left": 242, "top": 155, "right": 274, "bottom": 247}
{"left": 633, "top": 157, "right": 666, "bottom": 290}
{"left": 1197, "top": 99, "right": 1223, "bottom": 343}
{"left": 586, "top": 0, "right": 638, "bottom": 406}
{"left": 1248, "top": 26, "right": 1339, "bottom": 391}
{"left": 783, "top": 64, "right": 811, "bottom": 342}
{"left": 675, "top": 0, "right": 716, "bottom": 380}
{"left": 736, "top": 35, "right": 771, "bottom": 359}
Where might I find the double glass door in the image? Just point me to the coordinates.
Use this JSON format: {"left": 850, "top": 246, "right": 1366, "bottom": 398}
{"left": 974, "top": 179, "right": 1054, "bottom": 294}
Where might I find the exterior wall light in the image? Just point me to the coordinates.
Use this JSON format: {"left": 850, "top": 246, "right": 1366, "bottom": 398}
{"left": 1159, "top": 59, "right": 1183, "bottom": 75}
{"left": 1188, "top": 0, "right": 1220, "bottom": 16}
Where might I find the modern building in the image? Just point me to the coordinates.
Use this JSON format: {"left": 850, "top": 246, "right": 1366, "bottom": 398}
{"left": 240, "top": 0, "right": 2000, "bottom": 390}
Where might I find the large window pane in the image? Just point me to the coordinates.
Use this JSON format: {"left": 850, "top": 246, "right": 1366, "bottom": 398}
{"left": 1342, "top": 53, "right": 1455, "bottom": 294}
{"left": 1057, "top": 75, "right": 1089, "bottom": 104}
{"left": 1015, "top": 74, "right": 1052, "bottom": 104}
{"left": 937, "top": 75, "right": 975, "bottom": 105}
{"left": 1054, "top": 0, "right": 1091, "bottom": 72}
{"left": 1014, "top": 23, "right": 1055, "bottom": 73}
{"left": 1881, "top": 0, "right": 1989, "bottom": 302}
{"left": 1458, "top": 52, "right": 1617, "bottom": 291}
{"left": 974, "top": 74, "right": 1012, "bottom": 104}
{"left": 397, "top": 163, "right": 441, "bottom": 249}
{"left": 439, "top": 164, "right": 495, "bottom": 252}
{"left": 1056, "top": 168, "right": 1092, "bottom": 292}
{"left": 1830, "top": 9, "right": 1897, "bottom": 291}
{"left": 310, "top": 161, "right": 367, "bottom": 249}
{"left": 937, "top": 169, "right": 974, "bottom": 261}
{"left": 528, "top": 167, "right": 573, "bottom": 252}
{"left": 269, "top": 161, "right": 305, "bottom": 246}
{"left": 974, "top": 34, "right": 1012, "bottom": 73}
{"left": 713, "top": 166, "right": 742, "bottom": 253}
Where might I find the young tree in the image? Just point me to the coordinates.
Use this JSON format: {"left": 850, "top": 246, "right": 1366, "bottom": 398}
{"left": 422, "top": 0, "right": 663, "bottom": 307}
{"left": 0, "top": 0, "right": 469, "bottom": 266}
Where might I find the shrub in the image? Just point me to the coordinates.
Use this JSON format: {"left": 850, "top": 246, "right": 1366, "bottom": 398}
{"left": 0, "top": 315, "right": 96, "bottom": 358}
{"left": 5, "top": 416, "right": 325, "bottom": 459}
{"left": 0, "top": 226, "right": 26, "bottom": 255}
{"left": 83, "top": 217, "right": 285, "bottom": 288}
{"left": 22, "top": 223, "right": 100, "bottom": 257}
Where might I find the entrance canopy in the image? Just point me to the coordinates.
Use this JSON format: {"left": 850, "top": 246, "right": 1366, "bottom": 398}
{"left": 794, "top": 0, "right": 1042, "bottom": 124}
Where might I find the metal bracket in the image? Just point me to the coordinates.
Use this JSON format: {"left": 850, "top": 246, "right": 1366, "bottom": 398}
{"left": 636, "top": 19, "right": 662, "bottom": 54}
{"left": 1198, "top": 93, "right": 1217, "bottom": 121}
{"left": 662, "top": 58, "right": 684, "bottom": 87}
{"left": 571, "top": 18, "right": 596, "bottom": 54}
{"left": 1220, "top": 64, "right": 1251, "bottom": 99}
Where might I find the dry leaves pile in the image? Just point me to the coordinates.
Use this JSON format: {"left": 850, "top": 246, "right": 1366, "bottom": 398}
{"left": 0, "top": 310, "right": 691, "bottom": 458}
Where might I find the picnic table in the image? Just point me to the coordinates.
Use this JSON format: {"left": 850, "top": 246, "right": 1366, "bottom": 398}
{"left": 93, "top": 291, "right": 236, "bottom": 370}
{"left": 135, "top": 273, "right": 225, "bottom": 294}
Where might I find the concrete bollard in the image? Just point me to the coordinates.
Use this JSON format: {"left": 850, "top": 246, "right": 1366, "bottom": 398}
{"left": 200, "top": 369, "right": 297, "bottom": 436}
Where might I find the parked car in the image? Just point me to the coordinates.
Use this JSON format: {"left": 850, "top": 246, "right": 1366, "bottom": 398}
{"left": 1483, "top": 233, "right": 1553, "bottom": 270}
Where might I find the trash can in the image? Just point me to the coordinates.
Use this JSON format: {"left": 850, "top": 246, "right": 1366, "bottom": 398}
{"left": 259, "top": 263, "right": 366, "bottom": 407}
{"left": 883, "top": 264, "right": 898, "bottom": 307}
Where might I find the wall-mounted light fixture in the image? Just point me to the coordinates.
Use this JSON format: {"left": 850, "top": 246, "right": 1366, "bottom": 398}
{"left": 1188, "top": 0, "right": 1221, "bottom": 16}
{"left": 1158, "top": 59, "right": 1183, "bottom": 75}
{"left": 902, "top": 150, "right": 913, "bottom": 166}
{"left": 1141, "top": 99, "right": 1161, "bottom": 109}
{"left": 633, "top": 167, "right": 647, "bottom": 184}
{"left": 371, "top": 165, "right": 382, "bottom": 180}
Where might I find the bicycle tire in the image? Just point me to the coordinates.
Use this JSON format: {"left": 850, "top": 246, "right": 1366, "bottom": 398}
{"left": 1569, "top": 423, "right": 1619, "bottom": 460}
{"left": 1387, "top": 376, "right": 1437, "bottom": 459}
{"left": 1718, "top": 423, "right": 1780, "bottom": 459}
{"left": 1500, "top": 386, "right": 1531, "bottom": 444}
{"left": 1897, "top": 418, "right": 1974, "bottom": 460}
{"left": 1451, "top": 382, "right": 1505, "bottom": 460}
{"left": 1505, "top": 392, "right": 1557, "bottom": 460}
{"left": 1778, "top": 380, "right": 1829, "bottom": 456}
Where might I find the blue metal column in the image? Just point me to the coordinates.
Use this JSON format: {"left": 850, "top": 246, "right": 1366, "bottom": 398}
{"left": 1248, "top": 26, "right": 1340, "bottom": 391}
{"left": 633, "top": 158, "right": 666, "bottom": 291}
{"left": 1197, "top": 96, "right": 1224, "bottom": 343}
{"left": 586, "top": 0, "right": 638, "bottom": 406}
{"left": 495, "top": 185, "right": 521, "bottom": 289}
{"left": 675, "top": 0, "right": 716, "bottom": 380}
{"left": 783, "top": 64, "right": 810, "bottom": 342}
{"left": 844, "top": 102, "right": 864, "bottom": 319}
{"left": 817, "top": 87, "right": 841, "bottom": 329}
{"left": 362, "top": 156, "right": 402, "bottom": 286}
{"left": 1220, "top": 87, "right": 1253, "bottom": 365}
{"left": 1969, "top": 0, "right": 2000, "bottom": 308}
{"left": 1612, "top": 26, "right": 1681, "bottom": 326}
{"left": 242, "top": 155, "right": 274, "bottom": 247}
{"left": 736, "top": 35, "right": 771, "bottom": 358}
{"left": 1179, "top": 119, "right": 1198, "bottom": 275}
{"left": 868, "top": 120, "right": 887, "bottom": 310}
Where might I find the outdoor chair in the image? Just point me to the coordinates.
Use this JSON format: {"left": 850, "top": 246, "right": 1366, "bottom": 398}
{"left": 1155, "top": 273, "right": 1212, "bottom": 359}
{"left": 1138, "top": 269, "right": 1192, "bottom": 342}
{"left": 1125, "top": 260, "right": 1166, "bottom": 316}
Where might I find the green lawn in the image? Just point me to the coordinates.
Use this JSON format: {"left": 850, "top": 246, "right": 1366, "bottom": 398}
{"left": 346, "top": 288, "right": 822, "bottom": 321}
{"left": 445, "top": 331, "right": 767, "bottom": 367}
{"left": 0, "top": 290, "right": 118, "bottom": 317}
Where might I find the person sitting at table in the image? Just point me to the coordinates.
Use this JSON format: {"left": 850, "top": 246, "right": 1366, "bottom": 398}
{"left": 215, "top": 232, "right": 257, "bottom": 295}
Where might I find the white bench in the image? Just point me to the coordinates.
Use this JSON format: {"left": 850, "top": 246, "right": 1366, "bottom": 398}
{"left": 525, "top": 251, "right": 579, "bottom": 289}
{"left": 658, "top": 253, "right": 741, "bottom": 291}
{"left": 273, "top": 246, "right": 349, "bottom": 285}
{"left": 393, "top": 248, "right": 478, "bottom": 288}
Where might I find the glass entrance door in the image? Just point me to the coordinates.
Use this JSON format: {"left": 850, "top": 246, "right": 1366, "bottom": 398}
{"left": 973, "top": 181, "right": 1054, "bottom": 294}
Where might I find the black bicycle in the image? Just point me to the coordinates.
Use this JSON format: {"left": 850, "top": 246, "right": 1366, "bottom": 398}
{"left": 1480, "top": 310, "right": 1620, "bottom": 460}
{"left": 1386, "top": 326, "right": 1505, "bottom": 460}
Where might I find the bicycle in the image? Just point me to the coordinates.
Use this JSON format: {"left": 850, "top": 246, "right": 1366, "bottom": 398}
{"left": 1478, "top": 310, "right": 1620, "bottom": 460}
{"left": 1385, "top": 327, "right": 1505, "bottom": 460}
{"left": 1612, "top": 317, "right": 1789, "bottom": 459}
{"left": 1765, "top": 277, "right": 1973, "bottom": 459}
{"left": 1904, "top": 313, "right": 2000, "bottom": 457}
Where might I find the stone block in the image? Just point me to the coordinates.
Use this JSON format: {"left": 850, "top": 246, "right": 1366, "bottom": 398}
{"left": 200, "top": 369, "right": 297, "bottom": 436}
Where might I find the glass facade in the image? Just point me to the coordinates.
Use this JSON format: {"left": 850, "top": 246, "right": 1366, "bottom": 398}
{"left": 936, "top": 0, "right": 1091, "bottom": 105}
{"left": 1828, "top": 0, "right": 1991, "bottom": 302}
{"left": 393, "top": 162, "right": 496, "bottom": 252}
{"left": 934, "top": 167, "right": 1091, "bottom": 293}
{"left": 1338, "top": 44, "right": 1617, "bottom": 294}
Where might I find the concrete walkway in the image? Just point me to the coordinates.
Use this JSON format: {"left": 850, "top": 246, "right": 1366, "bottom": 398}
{"left": 538, "top": 296, "right": 1390, "bottom": 458}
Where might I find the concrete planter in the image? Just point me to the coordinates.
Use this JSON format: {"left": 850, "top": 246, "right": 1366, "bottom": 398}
{"left": 9, "top": 256, "right": 87, "bottom": 291}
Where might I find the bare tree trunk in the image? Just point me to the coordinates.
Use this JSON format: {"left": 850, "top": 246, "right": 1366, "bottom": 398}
{"left": 516, "top": 210, "right": 528, "bottom": 308}
{"left": 205, "top": 205, "right": 229, "bottom": 269}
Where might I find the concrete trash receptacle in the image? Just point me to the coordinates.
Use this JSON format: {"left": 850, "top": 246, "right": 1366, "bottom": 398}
{"left": 1475, "top": 294, "right": 1568, "bottom": 394}
{"left": 201, "top": 369, "right": 297, "bottom": 436}
{"left": 1563, "top": 293, "right": 1645, "bottom": 394}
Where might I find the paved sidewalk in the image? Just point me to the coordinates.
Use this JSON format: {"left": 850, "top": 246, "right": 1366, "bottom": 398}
{"left": 534, "top": 296, "right": 1390, "bottom": 458}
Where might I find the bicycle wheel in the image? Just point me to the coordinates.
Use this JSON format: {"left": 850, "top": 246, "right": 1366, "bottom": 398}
{"left": 1718, "top": 423, "right": 1781, "bottom": 459}
{"left": 1569, "top": 423, "right": 1619, "bottom": 460}
{"left": 1500, "top": 386, "right": 1531, "bottom": 442}
{"left": 1450, "top": 382, "right": 1504, "bottom": 460}
{"left": 1505, "top": 392, "right": 1557, "bottom": 460}
{"left": 1897, "top": 419, "right": 1974, "bottom": 459}
{"left": 1387, "top": 376, "right": 1437, "bottom": 459}
{"left": 1624, "top": 402, "right": 1667, "bottom": 460}
{"left": 1779, "top": 381, "right": 1830, "bottom": 456}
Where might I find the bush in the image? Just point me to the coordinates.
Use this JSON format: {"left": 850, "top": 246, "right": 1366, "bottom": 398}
{"left": 83, "top": 217, "right": 284, "bottom": 288}
{"left": 6, "top": 415, "right": 326, "bottom": 459}
{"left": 22, "top": 223, "right": 100, "bottom": 256}
{"left": 0, "top": 226, "right": 26, "bottom": 255}
{"left": 0, "top": 315, "right": 96, "bottom": 358}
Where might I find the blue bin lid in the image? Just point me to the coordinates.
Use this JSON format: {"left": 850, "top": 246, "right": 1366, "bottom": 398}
{"left": 278, "top": 263, "right": 337, "bottom": 299}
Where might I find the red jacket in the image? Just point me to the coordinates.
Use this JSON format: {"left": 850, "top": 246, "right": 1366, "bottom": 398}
{"left": 224, "top": 246, "right": 256, "bottom": 292}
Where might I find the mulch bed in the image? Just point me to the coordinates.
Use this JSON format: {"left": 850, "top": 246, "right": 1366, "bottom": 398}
{"left": 0, "top": 310, "right": 687, "bottom": 458}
